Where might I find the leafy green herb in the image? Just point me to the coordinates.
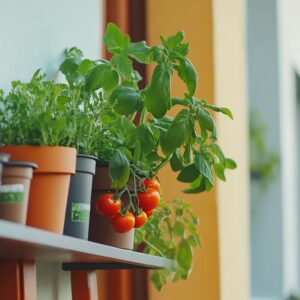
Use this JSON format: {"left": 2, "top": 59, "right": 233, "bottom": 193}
{"left": 135, "top": 199, "right": 201, "bottom": 290}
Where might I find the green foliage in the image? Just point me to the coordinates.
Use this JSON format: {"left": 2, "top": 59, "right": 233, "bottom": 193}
{"left": 250, "top": 109, "right": 279, "bottom": 187}
{"left": 134, "top": 199, "right": 201, "bottom": 290}
{"left": 58, "top": 22, "right": 237, "bottom": 196}
{"left": 0, "top": 70, "right": 77, "bottom": 147}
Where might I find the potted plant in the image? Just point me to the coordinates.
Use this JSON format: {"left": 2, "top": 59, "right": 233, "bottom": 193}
{"left": 58, "top": 23, "right": 236, "bottom": 248}
{"left": 0, "top": 161, "right": 37, "bottom": 224}
{"left": 0, "top": 71, "right": 77, "bottom": 233}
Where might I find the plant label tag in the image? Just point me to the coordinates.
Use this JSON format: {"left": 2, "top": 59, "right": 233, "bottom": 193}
{"left": 0, "top": 184, "right": 24, "bottom": 204}
{"left": 71, "top": 202, "right": 90, "bottom": 223}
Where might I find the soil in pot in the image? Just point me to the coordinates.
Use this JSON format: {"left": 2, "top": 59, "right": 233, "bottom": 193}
{"left": 0, "top": 161, "right": 37, "bottom": 224}
{"left": 0, "top": 146, "right": 76, "bottom": 233}
{"left": 64, "top": 154, "right": 97, "bottom": 239}
{"left": 89, "top": 165, "right": 135, "bottom": 250}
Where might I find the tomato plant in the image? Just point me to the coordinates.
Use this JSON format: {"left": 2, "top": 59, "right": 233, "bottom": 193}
{"left": 134, "top": 211, "right": 148, "bottom": 228}
{"left": 144, "top": 178, "right": 161, "bottom": 193}
{"left": 111, "top": 211, "right": 135, "bottom": 233}
{"left": 138, "top": 188, "right": 160, "bottom": 211}
{"left": 95, "top": 194, "right": 121, "bottom": 217}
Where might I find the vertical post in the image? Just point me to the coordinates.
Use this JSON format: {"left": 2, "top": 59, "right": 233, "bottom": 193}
{"left": 71, "top": 270, "right": 99, "bottom": 300}
{"left": 20, "top": 261, "right": 37, "bottom": 300}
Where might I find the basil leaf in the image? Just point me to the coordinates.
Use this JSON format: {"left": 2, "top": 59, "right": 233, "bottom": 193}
{"left": 103, "top": 23, "right": 130, "bottom": 54}
{"left": 112, "top": 55, "right": 133, "bottom": 80}
{"left": 126, "top": 41, "right": 151, "bottom": 63}
{"left": 196, "top": 107, "right": 216, "bottom": 139}
{"left": 194, "top": 153, "right": 214, "bottom": 185}
{"left": 225, "top": 158, "right": 237, "bottom": 169}
{"left": 214, "top": 163, "right": 226, "bottom": 181}
{"left": 176, "top": 58, "right": 197, "bottom": 96}
{"left": 144, "top": 63, "right": 172, "bottom": 118}
{"left": 177, "top": 164, "right": 199, "bottom": 183}
{"left": 161, "top": 109, "right": 194, "bottom": 154}
{"left": 170, "top": 150, "right": 185, "bottom": 171}
{"left": 109, "top": 150, "right": 130, "bottom": 189}
{"left": 135, "top": 124, "right": 156, "bottom": 156}
{"left": 86, "top": 64, "right": 118, "bottom": 92}
{"left": 110, "top": 86, "right": 140, "bottom": 115}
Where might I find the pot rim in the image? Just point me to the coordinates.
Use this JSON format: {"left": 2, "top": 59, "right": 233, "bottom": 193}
{"left": 77, "top": 154, "right": 98, "bottom": 161}
{"left": 3, "top": 161, "right": 38, "bottom": 169}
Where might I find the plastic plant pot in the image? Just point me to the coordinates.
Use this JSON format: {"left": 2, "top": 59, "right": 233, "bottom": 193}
{"left": 88, "top": 165, "right": 135, "bottom": 250}
{"left": 0, "top": 146, "right": 76, "bottom": 233}
{"left": 64, "top": 154, "right": 97, "bottom": 239}
{"left": 0, "top": 161, "right": 37, "bottom": 224}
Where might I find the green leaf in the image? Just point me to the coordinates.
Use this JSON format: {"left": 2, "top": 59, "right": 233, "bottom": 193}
{"left": 151, "top": 271, "right": 163, "bottom": 291}
{"left": 196, "top": 107, "right": 216, "bottom": 138}
{"left": 110, "top": 86, "right": 140, "bottom": 115}
{"left": 225, "top": 158, "right": 237, "bottom": 169}
{"left": 176, "top": 239, "right": 193, "bottom": 275}
{"left": 133, "top": 141, "right": 141, "bottom": 165}
{"left": 86, "top": 64, "right": 119, "bottom": 91}
{"left": 176, "top": 58, "right": 197, "bottom": 96}
{"left": 199, "top": 100, "right": 233, "bottom": 120}
{"left": 103, "top": 23, "right": 130, "bottom": 54}
{"left": 177, "top": 164, "right": 199, "bottom": 183}
{"left": 170, "top": 150, "right": 185, "bottom": 171}
{"left": 112, "top": 55, "right": 133, "bottom": 80}
{"left": 109, "top": 150, "right": 130, "bottom": 188}
{"left": 194, "top": 153, "right": 214, "bottom": 185}
{"left": 144, "top": 63, "right": 172, "bottom": 118}
{"left": 135, "top": 124, "right": 156, "bottom": 156}
{"left": 182, "top": 176, "right": 206, "bottom": 194}
{"left": 210, "top": 144, "right": 225, "bottom": 165}
{"left": 173, "top": 221, "right": 185, "bottom": 237}
{"left": 77, "top": 59, "right": 95, "bottom": 75}
{"left": 126, "top": 41, "right": 151, "bottom": 63}
{"left": 214, "top": 163, "right": 226, "bottom": 181}
{"left": 165, "top": 31, "right": 184, "bottom": 49}
{"left": 60, "top": 58, "right": 79, "bottom": 75}
{"left": 161, "top": 109, "right": 194, "bottom": 154}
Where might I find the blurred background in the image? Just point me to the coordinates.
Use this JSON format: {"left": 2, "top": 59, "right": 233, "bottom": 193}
{"left": 1, "top": 0, "right": 300, "bottom": 299}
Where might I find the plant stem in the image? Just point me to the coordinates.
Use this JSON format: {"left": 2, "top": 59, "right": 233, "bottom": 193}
{"left": 143, "top": 238, "right": 165, "bottom": 257}
{"left": 140, "top": 107, "right": 148, "bottom": 125}
{"left": 153, "top": 155, "right": 172, "bottom": 173}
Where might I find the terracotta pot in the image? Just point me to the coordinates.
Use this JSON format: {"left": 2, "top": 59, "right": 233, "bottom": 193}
{"left": 88, "top": 165, "right": 135, "bottom": 250}
{"left": 0, "top": 146, "right": 76, "bottom": 233}
{"left": 0, "top": 153, "right": 10, "bottom": 185}
{"left": 0, "top": 161, "right": 37, "bottom": 224}
{"left": 64, "top": 154, "right": 97, "bottom": 239}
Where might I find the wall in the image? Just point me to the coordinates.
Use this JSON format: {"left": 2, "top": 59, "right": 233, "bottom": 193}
{"left": 247, "top": 0, "right": 283, "bottom": 298}
{"left": 277, "top": 0, "right": 300, "bottom": 296}
{"left": 0, "top": 0, "right": 102, "bottom": 90}
{"left": 0, "top": 0, "right": 102, "bottom": 298}
{"left": 213, "top": 0, "right": 250, "bottom": 299}
{"left": 146, "top": 0, "right": 220, "bottom": 299}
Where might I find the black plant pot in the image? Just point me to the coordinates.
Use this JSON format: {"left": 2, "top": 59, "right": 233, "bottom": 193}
{"left": 63, "top": 154, "right": 97, "bottom": 239}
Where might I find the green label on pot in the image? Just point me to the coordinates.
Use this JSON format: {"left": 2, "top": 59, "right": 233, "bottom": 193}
{"left": 0, "top": 184, "right": 24, "bottom": 204}
{"left": 71, "top": 203, "right": 90, "bottom": 223}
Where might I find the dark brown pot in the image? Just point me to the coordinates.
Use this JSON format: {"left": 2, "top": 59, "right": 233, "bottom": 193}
{"left": 88, "top": 165, "right": 135, "bottom": 250}
{"left": 0, "top": 161, "right": 37, "bottom": 224}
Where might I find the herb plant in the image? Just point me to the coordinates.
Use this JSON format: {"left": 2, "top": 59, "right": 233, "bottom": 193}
{"left": 0, "top": 70, "right": 78, "bottom": 146}
{"left": 59, "top": 23, "right": 237, "bottom": 213}
{"left": 134, "top": 199, "right": 201, "bottom": 290}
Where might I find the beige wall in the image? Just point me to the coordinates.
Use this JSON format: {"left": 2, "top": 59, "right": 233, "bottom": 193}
{"left": 147, "top": 0, "right": 220, "bottom": 299}
{"left": 147, "top": 0, "right": 250, "bottom": 299}
{"left": 213, "top": 0, "right": 250, "bottom": 299}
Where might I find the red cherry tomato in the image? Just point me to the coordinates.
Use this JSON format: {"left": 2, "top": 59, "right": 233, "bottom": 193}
{"left": 145, "top": 210, "right": 153, "bottom": 218}
{"left": 144, "top": 178, "right": 161, "bottom": 193}
{"left": 134, "top": 211, "right": 148, "bottom": 228}
{"left": 111, "top": 211, "right": 135, "bottom": 233}
{"left": 95, "top": 194, "right": 121, "bottom": 218}
{"left": 137, "top": 188, "right": 160, "bottom": 211}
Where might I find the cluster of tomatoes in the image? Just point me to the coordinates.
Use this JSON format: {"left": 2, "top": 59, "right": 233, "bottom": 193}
{"left": 95, "top": 178, "right": 161, "bottom": 233}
